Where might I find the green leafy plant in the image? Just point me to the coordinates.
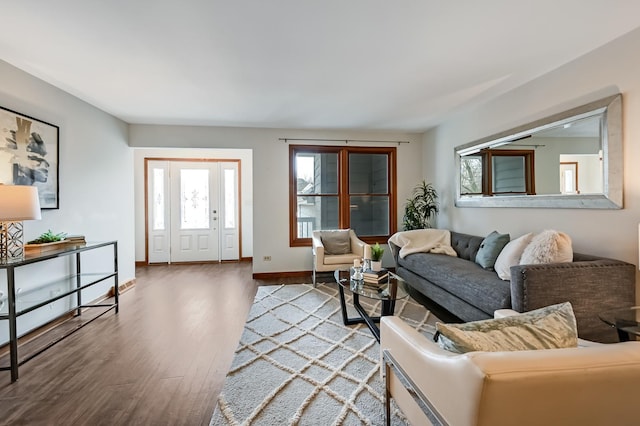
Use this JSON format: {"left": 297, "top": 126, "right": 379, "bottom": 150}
{"left": 370, "top": 242, "right": 384, "bottom": 261}
{"left": 403, "top": 180, "right": 439, "bottom": 230}
{"left": 27, "top": 230, "right": 67, "bottom": 244}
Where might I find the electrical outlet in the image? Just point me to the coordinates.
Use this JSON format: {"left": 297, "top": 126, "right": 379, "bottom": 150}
{"left": 263, "top": 256, "right": 272, "bottom": 261}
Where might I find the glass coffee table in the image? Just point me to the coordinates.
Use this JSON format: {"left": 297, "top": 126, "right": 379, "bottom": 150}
{"left": 599, "top": 306, "right": 640, "bottom": 342}
{"left": 334, "top": 268, "right": 410, "bottom": 342}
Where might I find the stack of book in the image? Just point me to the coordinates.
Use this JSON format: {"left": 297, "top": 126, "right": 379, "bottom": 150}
{"left": 65, "top": 235, "right": 86, "bottom": 245}
{"left": 363, "top": 268, "right": 388, "bottom": 284}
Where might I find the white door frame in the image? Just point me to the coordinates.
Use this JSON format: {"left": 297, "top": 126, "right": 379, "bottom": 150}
{"left": 560, "top": 161, "right": 579, "bottom": 195}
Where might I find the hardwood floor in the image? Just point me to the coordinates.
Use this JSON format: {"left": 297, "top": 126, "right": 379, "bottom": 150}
{"left": 0, "top": 262, "right": 304, "bottom": 426}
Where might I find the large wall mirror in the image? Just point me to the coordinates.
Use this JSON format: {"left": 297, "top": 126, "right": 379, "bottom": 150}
{"left": 454, "top": 94, "right": 622, "bottom": 209}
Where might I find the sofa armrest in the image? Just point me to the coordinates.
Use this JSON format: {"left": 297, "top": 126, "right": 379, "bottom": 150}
{"left": 388, "top": 241, "right": 400, "bottom": 263}
{"left": 380, "top": 317, "right": 484, "bottom": 426}
{"left": 311, "top": 232, "right": 324, "bottom": 258}
{"left": 509, "top": 258, "right": 636, "bottom": 342}
{"left": 493, "top": 308, "right": 520, "bottom": 319}
{"left": 349, "top": 230, "right": 366, "bottom": 258}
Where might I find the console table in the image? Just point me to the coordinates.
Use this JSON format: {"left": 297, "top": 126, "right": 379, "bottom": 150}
{"left": 0, "top": 241, "right": 118, "bottom": 382}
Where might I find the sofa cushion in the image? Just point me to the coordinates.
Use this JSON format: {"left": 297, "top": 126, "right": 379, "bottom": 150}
{"left": 398, "top": 252, "right": 511, "bottom": 315}
{"left": 450, "top": 232, "right": 485, "bottom": 262}
{"left": 321, "top": 230, "right": 351, "bottom": 255}
{"left": 324, "top": 253, "right": 360, "bottom": 265}
{"left": 475, "top": 231, "right": 510, "bottom": 270}
{"left": 494, "top": 232, "right": 534, "bottom": 280}
{"left": 520, "top": 230, "right": 572, "bottom": 265}
{"left": 435, "top": 302, "right": 578, "bottom": 353}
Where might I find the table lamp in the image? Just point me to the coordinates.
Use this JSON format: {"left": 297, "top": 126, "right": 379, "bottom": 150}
{"left": 0, "top": 184, "right": 42, "bottom": 260}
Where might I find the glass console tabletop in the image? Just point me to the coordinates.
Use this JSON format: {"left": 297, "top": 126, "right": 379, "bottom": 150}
{"left": 333, "top": 268, "right": 409, "bottom": 342}
{"left": 598, "top": 306, "right": 640, "bottom": 342}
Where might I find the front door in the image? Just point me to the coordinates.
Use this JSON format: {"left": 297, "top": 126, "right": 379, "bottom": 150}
{"left": 170, "top": 161, "right": 220, "bottom": 262}
{"left": 146, "top": 159, "right": 240, "bottom": 263}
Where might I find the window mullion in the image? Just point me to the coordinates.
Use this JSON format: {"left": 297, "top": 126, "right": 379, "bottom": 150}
{"left": 339, "top": 149, "right": 349, "bottom": 229}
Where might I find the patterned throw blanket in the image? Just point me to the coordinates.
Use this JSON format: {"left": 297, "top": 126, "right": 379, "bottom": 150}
{"left": 388, "top": 229, "right": 458, "bottom": 259}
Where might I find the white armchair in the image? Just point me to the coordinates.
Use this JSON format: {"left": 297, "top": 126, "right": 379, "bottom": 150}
{"left": 312, "top": 229, "right": 366, "bottom": 285}
{"left": 380, "top": 315, "right": 640, "bottom": 426}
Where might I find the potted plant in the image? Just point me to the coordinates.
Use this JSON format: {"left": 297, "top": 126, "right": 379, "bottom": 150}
{"left": 370, "top": 242, "right": 384, "bottom": 271}
{"left": 403, "top": 180, "right": 439, "bottom": 230}
{"left": 25, "top": 230, "right": 68, "bottom": 253}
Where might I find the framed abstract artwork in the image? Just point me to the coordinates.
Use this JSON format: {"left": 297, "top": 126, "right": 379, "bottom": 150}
{"left": 0, "top": 106, "right": 59, "bottom": 209}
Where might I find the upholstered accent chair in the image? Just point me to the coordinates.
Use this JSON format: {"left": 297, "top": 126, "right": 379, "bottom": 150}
{"left": 312, "top": 229, "right": 366, "bottom": 285}
{"left": 380, "top": 314, "right": 640, "bottom": 426}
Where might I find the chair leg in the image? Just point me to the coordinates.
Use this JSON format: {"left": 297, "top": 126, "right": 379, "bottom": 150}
{"left": 312, "top": 252, "right": 317, "bottom": 286}
{"left": 385, "top": 361, "right": 391, "bottom": 426}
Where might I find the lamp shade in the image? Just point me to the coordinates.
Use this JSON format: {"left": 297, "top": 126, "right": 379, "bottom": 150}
{"left": 0, "top": 185, "right": 42, "bottom": 221}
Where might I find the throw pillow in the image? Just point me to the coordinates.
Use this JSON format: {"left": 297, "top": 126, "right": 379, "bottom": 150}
{"left": 494, "top": 232, "right": 534, "bottom": 280}
{"left": 520, "top": 230, "right": 573, "bottom": 265}
{"left": 435, "top": 302, "right": 578, "bottom": 353}
{"left": 475, "top": 231, "right": 510, "bottom": 270}
{"left": 321, "top": 230, "right": 351, "bottom": 255}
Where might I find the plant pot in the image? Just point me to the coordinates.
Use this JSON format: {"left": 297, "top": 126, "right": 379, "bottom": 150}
{"left": 371, "top": 261, "right": 382, "bottom": 271}
{"left": 24, "top": 240, "right": 68, "bottom": 254}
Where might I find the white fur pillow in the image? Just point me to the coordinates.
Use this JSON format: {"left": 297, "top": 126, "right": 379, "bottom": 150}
{"left": 520, "top": 230, "right": 573, "bottom": 265}
{"left": 494, "top": 233, "right": 534, "bottom": 280}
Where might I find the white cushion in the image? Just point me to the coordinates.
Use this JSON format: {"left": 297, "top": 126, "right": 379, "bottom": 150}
{"left": 520, "top": 230, "right": 572, "bottom": 265}
{"left": 494, "top": 232, "right": 534, "bottom": 280}
{"left": 324, "top": 253, "right": 360, "bottom": 265}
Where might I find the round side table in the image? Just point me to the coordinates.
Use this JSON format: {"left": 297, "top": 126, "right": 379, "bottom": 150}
{"left": 599, "top": 306, "right": 640, "bottom": 342}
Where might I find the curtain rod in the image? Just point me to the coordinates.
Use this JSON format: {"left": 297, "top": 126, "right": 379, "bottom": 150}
{"left": 509, "top": 144, "right": 546, "bottom": 148}
{"left": 279, "top": 137, "right": 410, "bottom": 145}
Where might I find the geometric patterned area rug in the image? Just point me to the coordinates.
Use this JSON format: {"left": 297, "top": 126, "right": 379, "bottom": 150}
{"left": 210, "top": 282, "right": 438, "bottom": 426}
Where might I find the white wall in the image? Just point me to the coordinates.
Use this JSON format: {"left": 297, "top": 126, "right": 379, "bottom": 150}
{"left": 0, "top": 59, "right": 135, "bottom": 343}
{"left": 129, "top": 126, "right": 424, "bottom": 273}
{"left": 132, "top": 147, "right": 253, "bottom": 260}
{"left": 425, "top": 27, "right": 640, "bottom": 295}
{"left": 528, "top": 136, "right": 600, "bottom": 194}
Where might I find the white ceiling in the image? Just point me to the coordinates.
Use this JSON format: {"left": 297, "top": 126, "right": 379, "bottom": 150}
{"left": 1, "top": 1, "right": 640, "bottom": 132}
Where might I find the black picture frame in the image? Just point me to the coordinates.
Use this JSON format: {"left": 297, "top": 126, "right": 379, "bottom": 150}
{"left": 0, "top": 106, "right": 59, "bottom": 209}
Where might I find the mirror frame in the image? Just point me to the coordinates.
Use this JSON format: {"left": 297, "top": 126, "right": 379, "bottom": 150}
{"left": 454, "top": 94, "right": 622, "bottom": 209}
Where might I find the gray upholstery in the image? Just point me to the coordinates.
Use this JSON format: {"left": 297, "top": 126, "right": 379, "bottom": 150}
{"left": 398, "top": 252, "right": 511, "bottom": 315}
{"left": 450, "top": 231, "right": 483, "bottom": 261}
{"left": 391, "top": 231, "right": 636, "bottom": 343}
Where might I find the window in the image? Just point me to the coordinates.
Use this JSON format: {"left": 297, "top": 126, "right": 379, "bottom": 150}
{"left": 180, "top": 169, "right": 210, "bottom": 229}
{"left": 223, "top": 168, "right": 236, "bottom": 228}
{"left": 289, "top": 145, "right": 396, "bottom": 246}
{"left": 460, "top": 155, "right": 483, "bottom": 195}
{"left": 152, "top": 168, "right": 165, "bottom": 230}
{"left": 460, "top": 149, "right": 535, "bottom": 196}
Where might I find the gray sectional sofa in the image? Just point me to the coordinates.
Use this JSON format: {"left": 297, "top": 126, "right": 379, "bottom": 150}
{"left": 390, "top": 231, "right": 636, "bottom": 343}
